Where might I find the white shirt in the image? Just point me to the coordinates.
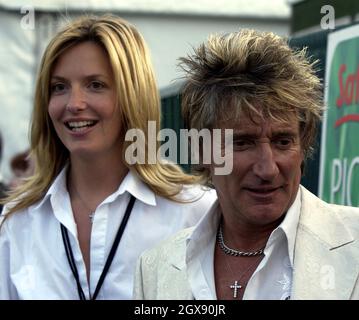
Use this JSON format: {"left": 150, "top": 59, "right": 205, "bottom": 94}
{"left": 186, "top": 188, "right": 301, "bottom": 300}
{"left": 0, "top": 167, "right": 217, "bottom": 300}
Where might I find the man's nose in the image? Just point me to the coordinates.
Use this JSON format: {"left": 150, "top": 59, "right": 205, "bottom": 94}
{"left": 66, "top": 87, "right": 86, "bottom": 113}
{"left": 252, "top": 142, "right": 279, "bottom": 181}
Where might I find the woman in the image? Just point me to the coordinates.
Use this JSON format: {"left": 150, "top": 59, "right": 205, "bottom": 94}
{"left": 0, "top": 15, "right": 216, "bottom": 299}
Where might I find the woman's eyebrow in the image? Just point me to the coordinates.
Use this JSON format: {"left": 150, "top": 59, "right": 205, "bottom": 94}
{"left": 50, "top": 75, "right": 66, "bottom": 81}
{"left": 50, "top": 74, "right": 112, "bottom": 83}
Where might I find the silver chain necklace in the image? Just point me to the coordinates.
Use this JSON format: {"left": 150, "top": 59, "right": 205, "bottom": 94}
{"left": 217, "top": 223, "right": 265, "bottom": 257}
{"left": 71, "top": 182, "right": 96, "bottom": 223}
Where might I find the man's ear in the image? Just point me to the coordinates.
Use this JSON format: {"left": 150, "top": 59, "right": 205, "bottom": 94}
{"left": 300, "top": 160, "right": 305, "bottom": 176}
{"left": 202, "top": 162, "right": 211, "bottom": 169}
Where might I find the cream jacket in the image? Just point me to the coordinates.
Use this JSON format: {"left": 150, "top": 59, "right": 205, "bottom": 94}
{"left": 134, "top": 186, "right": 359, "bottom": 300}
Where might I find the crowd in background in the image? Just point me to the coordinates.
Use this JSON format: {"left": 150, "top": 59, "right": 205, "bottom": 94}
{"left": 0, "top": 135, "right": 34, "bottom": 211}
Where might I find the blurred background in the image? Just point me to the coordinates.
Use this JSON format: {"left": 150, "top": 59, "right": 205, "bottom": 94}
{"left": 0, "top": 0, "right": 358, "bottom": 196}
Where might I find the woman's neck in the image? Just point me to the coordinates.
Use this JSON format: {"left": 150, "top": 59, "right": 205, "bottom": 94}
{"left": 68, "top": 153, "right": 129, "bottom": 205}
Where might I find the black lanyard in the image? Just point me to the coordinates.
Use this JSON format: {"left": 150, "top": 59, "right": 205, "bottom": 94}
{"left": 60, "top": 195, "right": 136, "bottom": 300}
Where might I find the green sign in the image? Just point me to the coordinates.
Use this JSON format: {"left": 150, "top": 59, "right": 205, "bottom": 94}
{"left": 319, "top": 25, "right": 359, "bottom": 206}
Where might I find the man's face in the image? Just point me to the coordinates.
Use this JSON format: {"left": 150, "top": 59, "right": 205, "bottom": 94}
{"left": 211, "top": 112, "right": 304, "bottom": 228}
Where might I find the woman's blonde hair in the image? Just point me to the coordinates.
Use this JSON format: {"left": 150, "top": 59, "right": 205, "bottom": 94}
{"left": 2, "top": 15, "right": 197, "bottom": 217}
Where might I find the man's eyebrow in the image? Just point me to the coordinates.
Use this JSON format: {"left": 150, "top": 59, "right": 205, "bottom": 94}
{"left": 271, "top": 130, "right": 298, "bottom": 137}
{"left": 231, "top": 130, "right": 298, "bottom": 139}
{"left": 232, "top": 132, "right": 258, "bottom": 139}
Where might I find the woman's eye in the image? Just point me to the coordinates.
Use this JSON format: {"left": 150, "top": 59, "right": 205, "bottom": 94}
{"left": 89, "top": 81, "right": 105, "bottom": 90}
{"left": 50, "top": 83, "right": 66, "bottom": 94}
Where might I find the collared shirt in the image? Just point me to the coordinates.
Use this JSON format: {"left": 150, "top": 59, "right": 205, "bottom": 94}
{"left": 0, "top": 167, "right": 217, "bottom": 300}
{"left": 186, "top": 187, "right": 302, "bottom": 300}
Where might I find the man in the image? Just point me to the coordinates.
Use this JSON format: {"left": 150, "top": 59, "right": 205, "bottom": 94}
{"left": 133, "top": 30, "right": 359, "bottom": 300}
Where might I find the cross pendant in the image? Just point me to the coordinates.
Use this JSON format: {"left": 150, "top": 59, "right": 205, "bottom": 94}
{"left": 230, "top": 280, "right": 242, "bottom": 298}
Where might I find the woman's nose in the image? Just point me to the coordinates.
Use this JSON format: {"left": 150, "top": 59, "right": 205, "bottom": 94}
{"left": 66, "top": 87, "right": 86, "bottom": 113}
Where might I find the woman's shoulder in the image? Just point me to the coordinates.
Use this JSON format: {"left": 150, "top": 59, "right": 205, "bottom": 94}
{"left": 177, "top": 184, "right": 217, "bottom": 202}
{"left": 153, "top": 184, "right": 217, "bottom": 222}
{"left": 159, "top": 184, "right": 216, "bottom": 205}
{"left": 0, "top": 195, "right": 47, "bottom": 233}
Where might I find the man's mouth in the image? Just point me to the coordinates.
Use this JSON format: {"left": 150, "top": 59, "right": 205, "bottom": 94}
{"left": 245, "top": 186, "right": 281, "bottom": 195}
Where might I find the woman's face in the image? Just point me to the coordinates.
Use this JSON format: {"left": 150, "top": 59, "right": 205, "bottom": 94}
{"left": 48, "top": 41, "right": 123, "bottom": 160}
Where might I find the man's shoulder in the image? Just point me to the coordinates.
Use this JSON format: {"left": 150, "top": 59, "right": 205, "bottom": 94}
{"left": 301, "top": 185, "right": 359, "bottom": 212}
{"left": 300, "top": 185, "right": 359, "bottom": 234}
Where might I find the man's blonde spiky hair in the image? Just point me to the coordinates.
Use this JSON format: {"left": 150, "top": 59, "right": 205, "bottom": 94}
{"left": 180, "top": 29, "right": 323, "bottom": 184}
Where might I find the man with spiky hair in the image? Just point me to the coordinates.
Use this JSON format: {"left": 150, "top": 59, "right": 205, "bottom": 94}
{"left": 134, "top": 30, "right": 359, "bottom": 300}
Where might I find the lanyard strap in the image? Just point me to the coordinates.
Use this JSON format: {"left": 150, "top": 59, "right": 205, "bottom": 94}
{"left": 60, "top": 194, "right": 136, "bottom": 300}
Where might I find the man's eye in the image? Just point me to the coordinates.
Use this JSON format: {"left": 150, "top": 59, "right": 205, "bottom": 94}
{"left": 233, "top": 139, "right": 255, "bottom": 150}
{"left": 89, "top": 81, "right": 105, "bottom": 90}
{"left": 274, "top": 138, "right": 294, "bottom": 149}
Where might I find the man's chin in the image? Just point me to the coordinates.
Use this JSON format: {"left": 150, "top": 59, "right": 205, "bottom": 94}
{"left": 243, "top": 203, "right": 287, "bottom": 225}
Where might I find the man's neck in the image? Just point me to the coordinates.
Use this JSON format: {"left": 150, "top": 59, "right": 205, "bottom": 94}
{"left": 219, "top": 208, "right": 284, "bottom": 252}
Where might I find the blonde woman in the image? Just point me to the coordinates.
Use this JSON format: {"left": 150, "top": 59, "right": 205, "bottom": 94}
{"left": 0, "top": 15, "right": 216, "bottom": 300}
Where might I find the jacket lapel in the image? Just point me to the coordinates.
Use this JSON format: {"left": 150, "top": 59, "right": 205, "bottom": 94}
{"left": 164, "top": 229, "right": 194, "bottom": 299}
{"left": 292, "top": 186, "right": 359, "bottom": 299}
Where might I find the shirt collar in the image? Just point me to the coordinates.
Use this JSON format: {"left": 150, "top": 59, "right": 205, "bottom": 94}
{"left": 32, "top": 166, "right": 157, "bottom": 212}
{"left": 187, "top": 187, "right": 302, "bottom": 266}
{"left": 186, "top": 200, "right": 220, "bottom": 259}
{"left": 184, "top": 200, "right": 220, "bottom": 299}
{"left": 32, "top": 165, "right": 68, "bottom": 211}
{"left": 115, "top": 170, "right": 156, "bottom": 206}
{"left": 265, "top": 187, "right": 302, "bottom": 267}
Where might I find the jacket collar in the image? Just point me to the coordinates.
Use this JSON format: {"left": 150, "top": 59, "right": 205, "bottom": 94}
{"left": 292, "top": 185, "right": 359, "bottom": 299}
